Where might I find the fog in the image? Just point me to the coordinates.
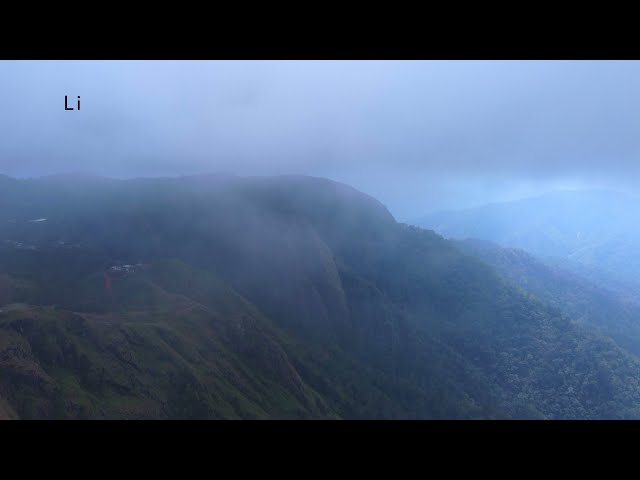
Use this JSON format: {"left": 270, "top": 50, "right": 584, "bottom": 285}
{"left": 5, "top": 60, "right": 640, "bottom": 421}
{"left": 1, "top": 60, "right": 640, "bottom": 219}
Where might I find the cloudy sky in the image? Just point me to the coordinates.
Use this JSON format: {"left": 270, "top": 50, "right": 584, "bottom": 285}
{"left": 1, "top": 60, "right": 639, "bottom": 219}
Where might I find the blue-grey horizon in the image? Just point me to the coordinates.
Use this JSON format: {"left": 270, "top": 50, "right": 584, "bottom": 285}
{"left": 1, "top": 60, "right": 640, "bottom": 219}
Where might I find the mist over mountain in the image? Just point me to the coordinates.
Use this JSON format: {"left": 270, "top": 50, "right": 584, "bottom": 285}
{"left": 415, "top": 189, "right": 640, "bottom": 294}
{"left": 4, "top": 60, "right": 640, "bottom": 421}
{"left": 7, "top": 60, "right": 640, "bottom": 218}
{"left": 3, "top": 174, "right": 640, "bottom": 419}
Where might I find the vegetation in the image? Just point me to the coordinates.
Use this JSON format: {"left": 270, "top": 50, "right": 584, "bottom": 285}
{"left": 2, "top": 175, "right": 640, "bottom": 418}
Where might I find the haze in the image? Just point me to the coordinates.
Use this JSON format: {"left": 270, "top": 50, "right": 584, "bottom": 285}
{"left": 1, "top": 60, "right": 639, "bottom": 219}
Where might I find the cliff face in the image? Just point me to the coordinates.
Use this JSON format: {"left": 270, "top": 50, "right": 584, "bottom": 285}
{"left": 3, "top": 175, "right": 640, "bottom": 419}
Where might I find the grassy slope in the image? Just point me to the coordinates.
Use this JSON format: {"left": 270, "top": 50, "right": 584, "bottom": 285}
{"left": 3, "top": 176, "right": 640, "bottom": 419}
{"left": 0, "top": 260, "right": 445, "bottom": 419}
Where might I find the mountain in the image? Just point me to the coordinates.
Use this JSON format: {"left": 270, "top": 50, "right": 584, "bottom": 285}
{"left": 3, "top": 175, "right": 640, "bottom": 418}
{"left": 455, "top": 238, "right": 640, "bottom": 358}
{"left": 0, "top": 260, "right": 431, "bottom": 419}
{"left": 414, "top": 189, "right": 640, "bottom": 295}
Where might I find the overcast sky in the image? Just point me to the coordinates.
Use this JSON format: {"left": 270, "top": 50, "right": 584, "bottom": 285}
{"left": 1, "top": 60, "right": 640, "bottom": 219}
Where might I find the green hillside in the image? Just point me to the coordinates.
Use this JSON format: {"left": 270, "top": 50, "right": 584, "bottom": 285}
{"left": 2, "top": 175, "right": 640, "bottom": 418}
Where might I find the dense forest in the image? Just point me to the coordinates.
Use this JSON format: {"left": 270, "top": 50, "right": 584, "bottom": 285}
{"left": 2, "top": 174, "right": 640, "bottom": 419}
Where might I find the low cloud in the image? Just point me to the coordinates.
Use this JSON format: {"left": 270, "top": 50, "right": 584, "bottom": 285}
{"left": 1, "top": 60, "right": 640, "bottom": 217}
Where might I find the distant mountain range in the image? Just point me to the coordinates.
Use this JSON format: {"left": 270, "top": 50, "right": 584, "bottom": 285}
{"left": 414, "top": 189, "right": 640, "bottom": 296}
{"left": 3, "top": 176, "right": 640, "bottom": 418}
{"left": 455, "top": 238, "right": 640, "bottom": 357}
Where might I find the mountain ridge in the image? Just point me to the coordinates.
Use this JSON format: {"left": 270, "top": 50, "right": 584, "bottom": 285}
{"left": 3, "top": 176, "right": 640, "bottom": 418}
{"left": 414, "top": 188, "right": 640, "bottom": 293}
